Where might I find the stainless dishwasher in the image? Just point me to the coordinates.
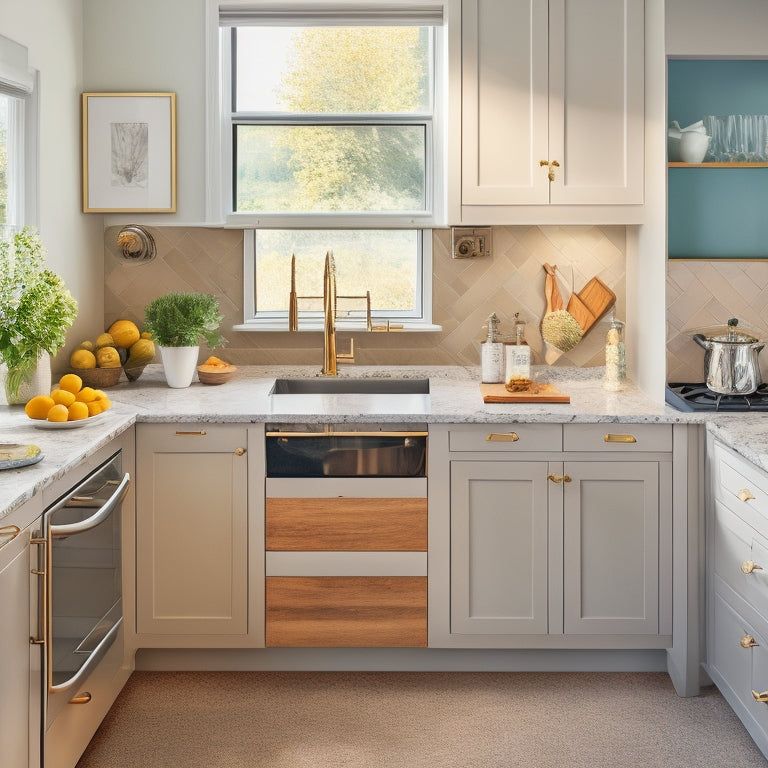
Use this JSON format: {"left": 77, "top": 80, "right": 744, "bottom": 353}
{"left": 265, "top": 423, "right": 428, "bottom": 477}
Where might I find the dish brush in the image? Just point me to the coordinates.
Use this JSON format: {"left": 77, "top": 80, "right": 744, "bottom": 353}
{"left": 541, "top": 263, "right": 583, "bottom": 361}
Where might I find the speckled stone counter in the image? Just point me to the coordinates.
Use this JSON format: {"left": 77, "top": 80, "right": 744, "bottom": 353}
{"left": 1, "top": 364, "right": 766, "bottom": 520}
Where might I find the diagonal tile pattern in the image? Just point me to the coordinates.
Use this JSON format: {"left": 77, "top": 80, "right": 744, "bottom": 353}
{"left": 104, "top": 225, "right": 626, "bottom": 368}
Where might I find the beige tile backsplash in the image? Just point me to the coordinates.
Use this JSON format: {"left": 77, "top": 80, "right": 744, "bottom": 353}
{"left": 104, "top": 225, "right": 626, "bottom": 368}
{"left": 667, "top": 259, "right": 768, "bottom": 383}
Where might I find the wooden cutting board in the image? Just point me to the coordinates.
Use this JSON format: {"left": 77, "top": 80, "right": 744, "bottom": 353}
{"left": 480, "top": 383, "right": 571, "bottom": 403}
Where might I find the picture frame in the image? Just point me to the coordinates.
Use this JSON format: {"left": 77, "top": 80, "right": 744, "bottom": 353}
{"left": 82, "top": 92, "right": 177, "bottom": 213}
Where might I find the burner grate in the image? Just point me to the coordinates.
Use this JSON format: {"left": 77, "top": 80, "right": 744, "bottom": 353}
{"left": 666, "top": 382, "right": 768, "bottom": 412}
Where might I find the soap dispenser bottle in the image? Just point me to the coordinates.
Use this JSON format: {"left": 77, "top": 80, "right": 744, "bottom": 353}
{"left": 506, "top": 313, "right": 532, "bottom": 383}
{"left": 481, "top": 313, "right": 505, "bottom": 383}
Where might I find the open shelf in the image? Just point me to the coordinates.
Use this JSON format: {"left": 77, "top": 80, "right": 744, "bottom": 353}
{"left": 668, "top": 162, "right": 768, "bottom": 168}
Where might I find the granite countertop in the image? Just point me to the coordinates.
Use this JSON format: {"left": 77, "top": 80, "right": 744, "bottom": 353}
{"left": 0, "top": 364, "right": 766, "bottom": 521}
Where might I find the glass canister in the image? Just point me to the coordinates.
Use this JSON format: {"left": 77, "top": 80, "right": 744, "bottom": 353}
{"left": 603, "top": 317, "right": 626, "bottom": 391}
{"left": 481, "top": 313, "right": 505, "bottom": 383}
{"left": 505, "top": 313, "right": 532, "bottom": 384}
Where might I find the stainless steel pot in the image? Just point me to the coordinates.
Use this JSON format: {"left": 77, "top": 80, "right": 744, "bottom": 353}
{"left": 693, "top": 318, "right": 765, "bottom": 395}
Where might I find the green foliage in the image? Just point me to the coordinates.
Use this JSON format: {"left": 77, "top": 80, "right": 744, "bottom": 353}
{"left": 0, "top": 227, "right": 78, "bottom": 398}
{"left": 144, "top": 292, "right": 226, "bottom": 348}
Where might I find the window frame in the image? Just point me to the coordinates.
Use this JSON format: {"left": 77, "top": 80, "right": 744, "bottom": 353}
{"left": 0, "top": 33, "right": 39, "bottom": 234}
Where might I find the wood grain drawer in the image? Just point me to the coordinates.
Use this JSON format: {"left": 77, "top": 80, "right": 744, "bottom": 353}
{"left": 448, "top": 424, "right": 561, "bottom": 452}
{"left": 714, "top": 499, "right": 768, "bottom": 616}
{"left": 266, "top": 576, "right": 427, "bottom": 647}
{"left": 266, "top": 497, "right": 427, "bottom": 551}
{"left": 563, "top": 424, "right": 672, "bottom": 453}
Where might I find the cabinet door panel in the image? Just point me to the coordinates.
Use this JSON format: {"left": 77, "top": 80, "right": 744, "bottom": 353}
{"left": 451, "top": 461, "right": 549, "bottom": 634}
{"left": 461, "top": 0, "right": 549, "bottom": 204}
{"left": 549, "top": 0, "right": 644, "bottom": 204}
{"left": 563, "top": 461, "right": 659, "bottom": 634}
{"left": 136, "top": 430, "right": 248, "bottom": 636}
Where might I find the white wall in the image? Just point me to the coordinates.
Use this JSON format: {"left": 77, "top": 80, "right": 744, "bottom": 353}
{"left": 83, "top": 0, "right": 207, "bottom": 226}
{"left": 0, "top": 0, "right": 104, "bottom": 372}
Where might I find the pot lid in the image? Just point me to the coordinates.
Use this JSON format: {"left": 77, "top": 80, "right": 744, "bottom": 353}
{"left": 693, "top": 318, "right": 763, "bottom": 343}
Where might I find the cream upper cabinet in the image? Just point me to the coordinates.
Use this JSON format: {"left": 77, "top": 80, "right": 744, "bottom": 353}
{"left": 460, "top": 0, "right": 645, "bottom": 223}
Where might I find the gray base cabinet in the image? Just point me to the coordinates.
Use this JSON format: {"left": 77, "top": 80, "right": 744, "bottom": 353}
{"left": 706, "top": 437, "right": 768, "bottom": 760}
{"left": 431, "top": 423, "right": 673, "bottom": 649}
{"left": 134, "top": 423, "right": 264, "bottom": 648}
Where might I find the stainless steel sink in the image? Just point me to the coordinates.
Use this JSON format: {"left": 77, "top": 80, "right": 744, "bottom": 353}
{"left": 269, "top": 378, "right": 430, "bottom": 395}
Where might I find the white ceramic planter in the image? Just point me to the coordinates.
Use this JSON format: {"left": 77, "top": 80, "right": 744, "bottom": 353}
{"left": 159, "top": 346, "right": 199, "bottom": 388}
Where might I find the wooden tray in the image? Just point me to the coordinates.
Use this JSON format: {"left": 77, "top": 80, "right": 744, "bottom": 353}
{"left": 480, "top": 382, "right": 571, "bottom": 403}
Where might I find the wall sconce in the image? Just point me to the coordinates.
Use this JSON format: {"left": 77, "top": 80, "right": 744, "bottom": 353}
{"left": 116, "top": 225, "right": 156, "bottom": 264}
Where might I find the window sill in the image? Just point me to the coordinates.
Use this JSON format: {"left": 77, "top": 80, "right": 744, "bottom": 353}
{"left": 232, "top": 320, "right": 443, "bottom": 333}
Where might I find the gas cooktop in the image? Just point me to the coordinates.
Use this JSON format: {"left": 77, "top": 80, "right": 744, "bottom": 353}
{"left": 666, "top": 382, "right": 768, "bottom": 412}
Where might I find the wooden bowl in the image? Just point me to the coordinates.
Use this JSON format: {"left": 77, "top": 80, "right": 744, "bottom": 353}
{"left": 123, "top": 365, "right": 146, "bottom": 382}
{"left": 73, "top": 366, "right": 122, "bottom": 388}
{"left": 197, "top": 368, "right": 235, "bottom": 385}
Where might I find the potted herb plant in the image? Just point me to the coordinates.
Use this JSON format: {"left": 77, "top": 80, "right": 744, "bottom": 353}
{"left": 0, "top": 227, "right": 78, "bottom": 403}
{"left": 144, "top": 292, "right": 226, "bottom": 388}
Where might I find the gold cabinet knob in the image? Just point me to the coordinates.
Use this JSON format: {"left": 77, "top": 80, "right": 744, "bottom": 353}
{"left": 737, "top": 488, "right": 756, "bottom": 503}
{"left": 547, "top": 473, "right": 572, "bottom": 484}
{"left": 234, "top": 447, "right": 246, "bottom": 456}
{"left": 753, "top": 690, "right": 768, "bottom": 704}
{"left": 742, "top": 560, "right": 763, "bottom": 575}
{"left": 741, "top": 634, "right": 759, "bottom": 648}
{"left": 539, "top": 159, "right": 560, "bottom": 182}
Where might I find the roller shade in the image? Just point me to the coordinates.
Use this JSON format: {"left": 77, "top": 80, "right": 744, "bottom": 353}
{"left": 219, "top": 4, "right": 444, "bottom": 26}
{"left": 0, "top": 34, "right": 34, "bottom": 96}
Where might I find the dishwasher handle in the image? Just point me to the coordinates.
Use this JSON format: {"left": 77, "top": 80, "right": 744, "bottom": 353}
{"left": 50, "top": 473, "right": 130, "bottom": 538}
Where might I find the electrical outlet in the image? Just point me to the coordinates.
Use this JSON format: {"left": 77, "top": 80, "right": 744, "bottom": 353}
{"left": 451, "top": 227, "right": 492, "bottom": 259}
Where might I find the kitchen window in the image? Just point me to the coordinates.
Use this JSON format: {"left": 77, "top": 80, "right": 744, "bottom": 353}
{"left": 0, "top": 34, "right": 38, "bottom": 235}
{"left": 208, "top": 2, "right": 449, "bottom": 330}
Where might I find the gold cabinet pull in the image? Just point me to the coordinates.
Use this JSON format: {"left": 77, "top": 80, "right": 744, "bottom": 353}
{"left": 738, "top": 488, "right": 756, "bottom": 503}
{"left": 29, "top": 536, "right": 47, "bottom": 646}
{"left": 753, "top": 690, "right": 768, "bottom": 704}
{"left": 539, "top": 159, "right": 560, "bottom": 181}
{"left": 604, "top": 434, "right": 637, "bottom": 443}
{"left": 548, "top": 473, "right": 572, "bottom": 484}
{"left": 234, "top": 447, "right": 246, "bottom": 456}
{"left": 486, "top": 432, "right": 519, "bottom": 442}
{"left": 0, "top": 525, "right": 20, "bottom": 549}
{"left": 741, "top": 634, "right": 759, "bottom": 648}
{"left": 176, "top": 430, "right": 207, "bottom": 436}
{"left": 69, "top": 692, "right": 92, "bottom": 705}
{"left": 742, "top": 560, "right": 763, "bottom": 575}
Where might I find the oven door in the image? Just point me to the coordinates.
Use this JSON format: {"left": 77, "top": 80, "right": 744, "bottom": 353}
{"left": 42, "top": 452, "right": 129, "bottom": 725}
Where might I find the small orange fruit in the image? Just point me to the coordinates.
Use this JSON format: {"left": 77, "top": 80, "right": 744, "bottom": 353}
{"left": 99, "top": 396, "right": 112, "bottom": 411}
{"left": 75, "top": 387, "right": 98, "bottom": 403}
{"left": 67, "top": 401, "right": 89, "bottom": 421}
{"left": 50, "top": 388, "right": 76, "bottom": 407}
{"left": 59, "top": 373, "right": 83, "bottom": 394}
{"left": 25, "top": 394, "right": 55, "bottom": 420}
{"left": 47, "top": 404, "right": 69, "bottom": 422}
{"left": 87, "top": 400, "right": 104, "bottom": 416}
{"left": 70, "top": 349, "right": 96, "bottom": 369}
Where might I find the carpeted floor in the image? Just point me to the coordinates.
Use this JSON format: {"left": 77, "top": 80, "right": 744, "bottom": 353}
{"left": 76, "top": 671, "right": 768, "bottom": 767}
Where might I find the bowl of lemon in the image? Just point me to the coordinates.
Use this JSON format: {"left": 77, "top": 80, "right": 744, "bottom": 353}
{"left": 24, "top": 373, "right": 112, "bottom": 427}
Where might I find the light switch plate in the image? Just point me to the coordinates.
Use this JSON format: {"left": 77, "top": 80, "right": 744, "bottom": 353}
{"left": 451, "top": 227, "right": 492, "bottom": 259}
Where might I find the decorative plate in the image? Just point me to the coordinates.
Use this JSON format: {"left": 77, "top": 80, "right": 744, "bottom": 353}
{"left": 0, "top": 444, "right": 44, "bottom": 470}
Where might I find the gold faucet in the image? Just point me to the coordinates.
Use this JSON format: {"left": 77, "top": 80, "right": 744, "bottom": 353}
{"left": 322, "top": 251, "right": 354, "bottom": 375}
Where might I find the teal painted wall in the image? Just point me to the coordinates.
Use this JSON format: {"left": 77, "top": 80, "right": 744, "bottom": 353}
{"left": 668, "top": 59, "right": 768, "bottom": 258}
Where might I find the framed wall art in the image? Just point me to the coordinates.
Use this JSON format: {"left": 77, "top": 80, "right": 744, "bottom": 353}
{"left": 82, "top": 92, "right": 177, "bottom": 213}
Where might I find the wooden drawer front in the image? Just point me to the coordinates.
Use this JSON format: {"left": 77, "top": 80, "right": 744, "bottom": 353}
{"left": 563, "top": 424, "right": 672, "bottom": 453}
{"left": 266, "top": 576, "right": 427, "bottom": 647}
{"left": 710, "top": 590, "right": 768, "bottom": 741}
{"left": 714, "top": 500, "right": 768, "bottom": 616}
{"left": 448, "top": 424, "right": 561, "bottom": 452}
{"left": 266, "top": 497, "right": 427, "bottom": 551}
{"left": 715, "top": 444, "right": 768, "bottom": 529}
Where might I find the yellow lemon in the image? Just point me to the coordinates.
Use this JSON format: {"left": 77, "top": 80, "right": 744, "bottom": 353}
{"left": 94, "top": 332, "right": 115, "bottom": 349}
{"left": 67, "top": 401, "right": 89, "bottom": 421}
{"left": 108, "top": 319, "right": 141, "bottom": 349}
{"left": 59, "top": 373, "right": 83, "bottom": 394}
{"left": 47, "top": 404, "right": 69, "bottom": 422}
{"left": 25, "top": 395, "right": 55, "bottom": 420}
{"left": 95, "top": 346, "right": 121, "bottom": 368}
{"left": 98, "top": 396, "right": 112, "bottom": 411}
{"left": 50, "top": 388, "right": 76, "bottom": 407}
{"left": 78, "top": 340, "right": 94, "bottom": 351}
{"left": 75, "top": 386, "right": 98, "bottom": 403}
{"left": 141, "top": 331, "right": 152, "bottom": 339}
{"left": 87, "top": 400, "right": 104, "bottom": 416}
{"left": 70, "top": 349, "right": 96, "bottom": 370}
